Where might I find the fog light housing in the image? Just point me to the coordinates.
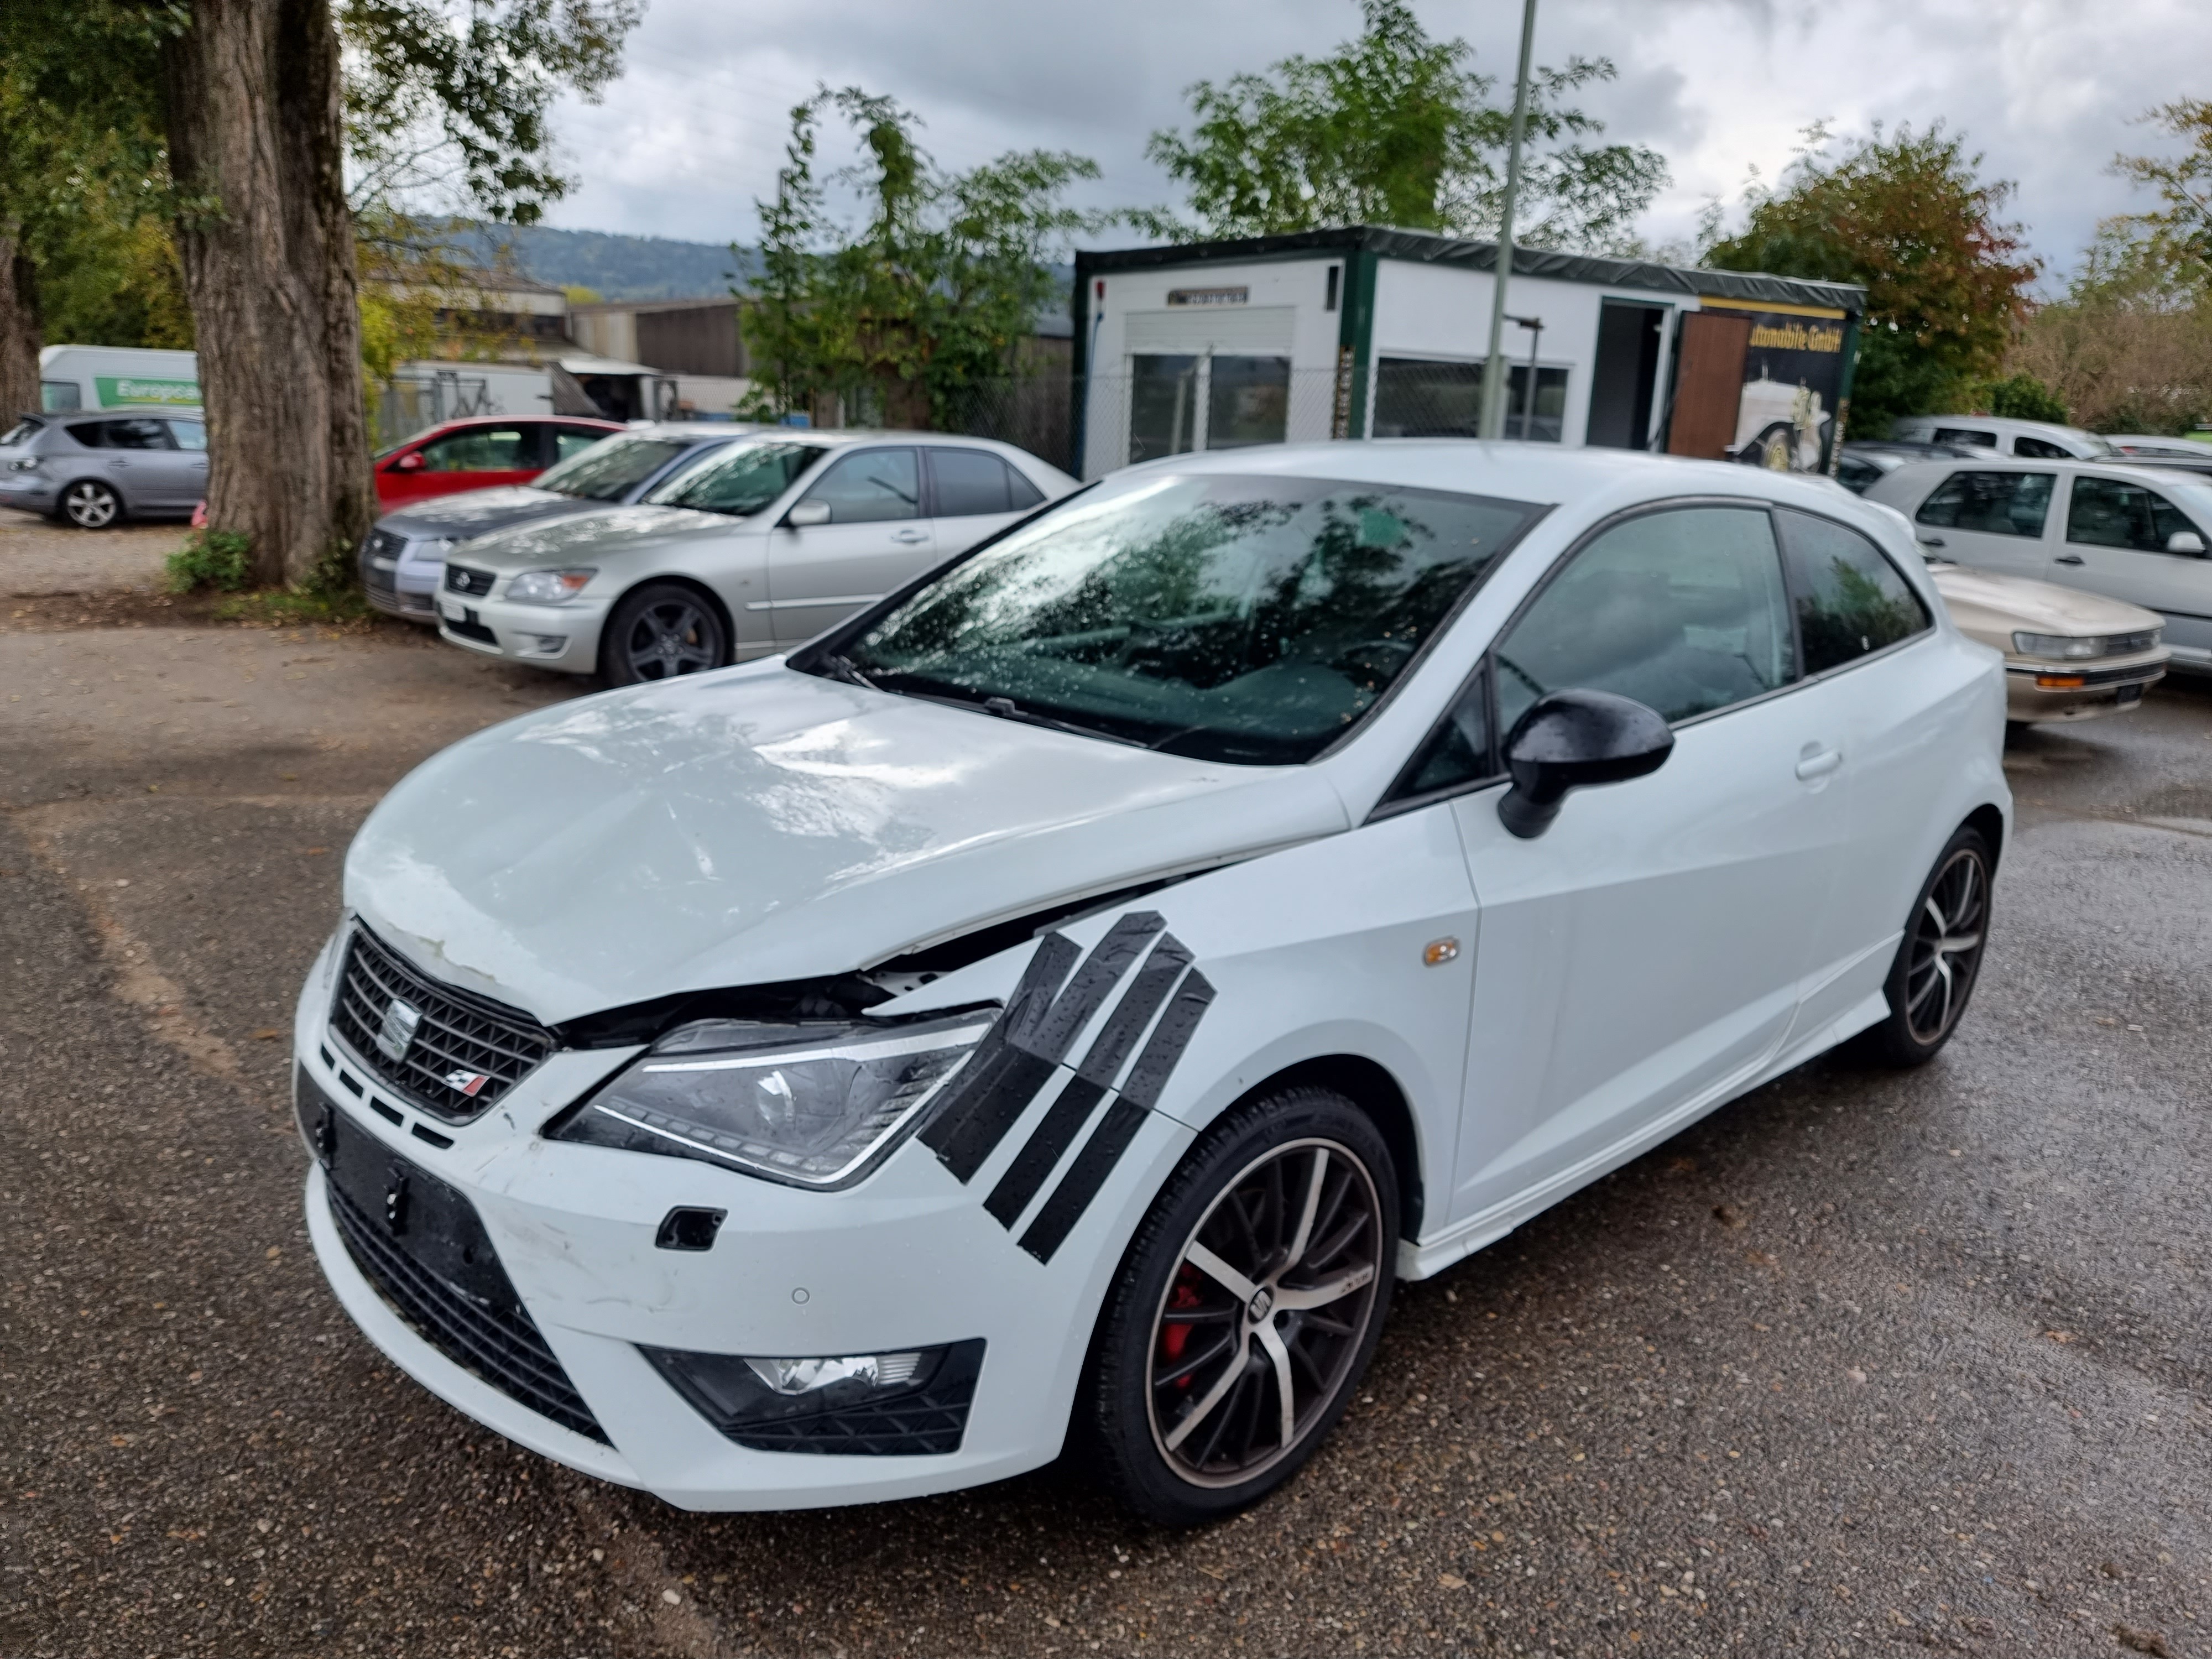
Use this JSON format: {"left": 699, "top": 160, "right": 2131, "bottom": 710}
{"left": 639, "top": 1338, "right": 985, "bottom": 1455}
{"left": 524, "top": 633, "right": 570, "bottom": 655}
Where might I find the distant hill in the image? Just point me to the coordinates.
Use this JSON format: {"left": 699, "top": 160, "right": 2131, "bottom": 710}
{"left": 448, "top": 225, "right": 759, "bottom": 300}
{"left": 442, "top": 223, "right": 1077, "bottom": 328}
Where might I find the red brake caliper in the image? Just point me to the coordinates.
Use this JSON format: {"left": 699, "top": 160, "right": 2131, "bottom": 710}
{"left": 1161, "top": 1262, "right": 1206, "bottom": 1384}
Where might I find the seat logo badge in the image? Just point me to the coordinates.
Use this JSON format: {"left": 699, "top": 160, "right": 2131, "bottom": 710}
{"left": 376, "top": 998, "right": 423, "bottom": 1062}
{"left": 444, "top": 1068, "right": 491, "bottom": 1098}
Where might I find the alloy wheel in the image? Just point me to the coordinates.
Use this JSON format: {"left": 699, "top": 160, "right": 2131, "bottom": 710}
{"left": 1146, "top": 1138, "right": 1383, "bottom": 1488}
{"left": 63, "top": 481, "right": 119, "bottom": 529}
{"left": 1904, "top": 845, "right": 1987, "bottom": 1043}
{"left": 620, "top": 598, "right": 720, "bottom": 680}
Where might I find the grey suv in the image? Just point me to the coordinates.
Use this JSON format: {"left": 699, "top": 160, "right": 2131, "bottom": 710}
{"left": 0, "top": 409, "right": 209, "bottom": 527}
{"left": 362, "top": 422, "right": 758, "bottom": 621}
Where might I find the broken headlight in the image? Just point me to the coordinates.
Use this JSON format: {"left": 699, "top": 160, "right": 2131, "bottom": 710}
{"left": 551, "top": 1013, "right": 993, "bottom": 1189}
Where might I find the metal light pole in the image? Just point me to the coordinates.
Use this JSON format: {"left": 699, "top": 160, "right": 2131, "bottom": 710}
{"left": 1507, "top": 314, "right": 1543, "bottom": 438}
{"left": 1478, "top": 0, "right": 1540, "bottom": 441}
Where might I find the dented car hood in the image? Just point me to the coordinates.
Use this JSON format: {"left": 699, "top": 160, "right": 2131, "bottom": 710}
{"left": 344, "top": 662, "right": 1350, "bottom": 1024}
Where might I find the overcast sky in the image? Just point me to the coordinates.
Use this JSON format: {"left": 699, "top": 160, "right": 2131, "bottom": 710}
{"left": 540, "top": 0, "right": 2211, "bottom": 285}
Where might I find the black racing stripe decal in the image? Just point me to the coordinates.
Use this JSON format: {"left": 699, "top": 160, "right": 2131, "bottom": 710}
{"left": 982, "top": 932, "right": 1194, "bottom": 1230}
{"left": 1117, "top": 973, "right": 1218, "bottom": 1110}
{"left": 1018, "top": 1099, "right": 1150, "bottom": 1264}
{"left": 919, "top": 932, "right": 1081, "bottom": 1160}
{"left": 1015, "top": 971, "right": 1217, "bottom": 1264}
{"left": 982, "top": 1075, "right": 1105, "bottom": 1229}
{"left": 1025, "top": 911, "right": 1165, "bottom": 1061}
{"left": 930, "top": 1051, "right": 1058, "bottom": 1185}
{"left": 1074, "top": 935, "right": 1192, "bottom": 1088}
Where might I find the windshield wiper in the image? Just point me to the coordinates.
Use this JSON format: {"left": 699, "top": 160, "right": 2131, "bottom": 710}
{"left": 816, "top": 653, "right": 880, "bottom": 691}
{"left": 866, "top": 675, "right": 1147, "bottom": 749}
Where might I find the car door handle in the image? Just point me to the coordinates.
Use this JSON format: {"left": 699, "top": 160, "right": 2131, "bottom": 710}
{"left": 890, "top": 528, "right": 928, "bottom": 544}
{"left": 1795, "top": 747, "right": 1843, "bottom": 781}
{"left": 2054, "top": 554, "right": 2085, "bottom": 565}
{"left": 1917, "top": 535, "right": 1945, "bottom": 549}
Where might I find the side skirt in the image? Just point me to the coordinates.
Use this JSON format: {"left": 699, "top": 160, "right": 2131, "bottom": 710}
{"left": 1396, "top": 985, "right": 1891, "bottom": 1282}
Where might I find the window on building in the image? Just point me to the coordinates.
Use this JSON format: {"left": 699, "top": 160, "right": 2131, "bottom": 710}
{"left": 1206, "top": 356, "right": 1291, "bottom": 450}
{"left": 1129, "top": 354, "right": 1201, "bottom": 463}
{"left": 1372, "top": 357, "right": 1568, "bottom": 441}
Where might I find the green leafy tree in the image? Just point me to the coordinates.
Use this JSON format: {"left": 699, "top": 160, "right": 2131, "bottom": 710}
{"left": 2005, "top": 106, "right": 2212, "bottom": 435}
{"left": 0, "top": 3, "right": 180, "bottom": 417}
{"left": 742, "top": 88, "right": 1105, "bottom": 428}
{"left": 2106, "top": 98, "right": 2212, "bottom": 289}
{"left": 1980, "top": 372, "right": 2069, "bottom": 424}
{"left": 1, "top": 0, "right": 639, "bottom": 587}
{"left": 1141, "top": 0, "right": 1666, "bottom": 252}
{"left": 1705, "top": 124, "right": 2039, "bottom": 436}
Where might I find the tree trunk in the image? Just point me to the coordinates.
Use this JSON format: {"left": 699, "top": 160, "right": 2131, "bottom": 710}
{"left": 0, "top": 228, "right": 40, "bottom": 424}
{"left": 161, "top": 0, "right": 373, "bottom": 587}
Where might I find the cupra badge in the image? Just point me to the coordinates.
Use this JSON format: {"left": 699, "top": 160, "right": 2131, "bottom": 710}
{"left": 376, "top": 998, "right": 423, "bottom": 1062}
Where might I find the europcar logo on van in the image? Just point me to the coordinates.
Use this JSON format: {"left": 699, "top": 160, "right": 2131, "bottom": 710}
{"left": 95, "top": 376, "right": 201, "bottom": 407}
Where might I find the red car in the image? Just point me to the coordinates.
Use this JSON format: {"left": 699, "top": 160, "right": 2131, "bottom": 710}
{"left": 373, "top": 415, "right": 625, "bottom": 509}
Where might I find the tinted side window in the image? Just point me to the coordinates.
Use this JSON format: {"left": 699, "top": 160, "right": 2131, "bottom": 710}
{"left": 419, "top": 424, "right": 530, "bottom": 471}
{"left": 2012, "top": 436, "right": 2072, "bottom": 460}
{"left": 1932, "top": 427, "right": 1998, "bottom": 448}
{"left": 801, "top": 447, "right": 921, "bottom": 523}
{"left": 2067, "top": 475, "right": 2209, "bottom": 554}
{"left": 1495, "top": 506, "right": 1795, "bottom": 732}
{"left": 927, "top": 448, "right": 1011, "bottom": 517}
{"left": 1006, "top": 466, "right": 1045, "bottom": 510}
{"left": 102, "top": 418, "right": 174, "bottom": 450}
{"left": 1834, "top": 456, "right": 1884, "bottom": 494}
{"left": 167, "top": 419, "right": 207, "bottom": 451}
{"left": 1391, "top": 675, "right": 1496, "bottom": 802}
{"left": 1915, "top": 470, "right": 2053, "bottom": 538}
{"left": 1776, "top": 509, "right": 1932, "bottom": 673}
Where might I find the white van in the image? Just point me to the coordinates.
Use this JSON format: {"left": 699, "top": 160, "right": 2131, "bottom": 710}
{"left": 1888, "top": 414, "right": 2116, "bottom": 462}
{"left": 36, "top": 345, "right": 201, "bottom": 415}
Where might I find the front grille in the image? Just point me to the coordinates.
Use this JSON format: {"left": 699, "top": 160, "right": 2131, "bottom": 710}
{"left": 361, "top": 529, "right": 405, "bottom": 594}
{"left": 446, "top": 564, "right": 495, "bottom": 597}
{"left": 306, "top": 1075, "right": 606, "bottom": 1443}
{"left": 330, "top": 926, "right": 553, "bottom": 1120}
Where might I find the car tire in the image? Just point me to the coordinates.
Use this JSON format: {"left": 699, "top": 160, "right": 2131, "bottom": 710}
{"left": 1078, "top": 1084, "right": 1399, "bottom": 1526}
{"left": 598, "top": 582, "right": 731, "bottom": 686}
{"left": 1850, "top": 826, "right": 1994, "bottom": 1068}
{"left": 60, "top": 479, "right": 124, "bottom": 529}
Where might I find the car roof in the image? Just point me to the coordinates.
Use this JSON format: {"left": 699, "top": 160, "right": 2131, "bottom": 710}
{"left": 407, "top": 413, "right": 624, "bottom": 434}
{"left": 1107, "top": 437, "right": 1869, "bottom": 512}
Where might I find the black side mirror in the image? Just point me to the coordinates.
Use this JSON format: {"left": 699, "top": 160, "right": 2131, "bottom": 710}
{"left": 1497, "top": 689, "right": 1674, "bottom": 839}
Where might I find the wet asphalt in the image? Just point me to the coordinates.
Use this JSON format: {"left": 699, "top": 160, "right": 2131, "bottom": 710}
{"left": 1, "top": 615, "right": 2206, "bottom": 1658}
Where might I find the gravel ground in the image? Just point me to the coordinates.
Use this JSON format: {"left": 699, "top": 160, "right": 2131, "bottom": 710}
{"left": 0, "top": 508, "right": 182, "bottom": 599}
{"left": 2, "top": 618, "right": 2207, "bottom": 1659}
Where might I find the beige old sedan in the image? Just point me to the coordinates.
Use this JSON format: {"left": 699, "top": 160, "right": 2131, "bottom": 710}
{"left": 1928, "top": 561, "right": 2168, "bottom": 723}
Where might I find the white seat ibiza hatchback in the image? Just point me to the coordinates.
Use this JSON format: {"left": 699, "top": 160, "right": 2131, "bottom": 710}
{"left": 294, "top": 442, "right": 2009, "bottom": 1523}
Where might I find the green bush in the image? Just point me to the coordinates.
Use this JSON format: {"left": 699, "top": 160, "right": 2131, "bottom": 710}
{"left": 166, "top": 529, "right": 253, "bottom": 593}
{"left": 1983, "top": 372, "right": 2070, "bottom": 424}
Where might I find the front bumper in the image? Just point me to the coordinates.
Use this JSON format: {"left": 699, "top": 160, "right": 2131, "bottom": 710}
{"left": 435, "top": 587, "right": 606, "bottom": 674}
{"left": 290, "top": 934, "right": 1177, "bottom": 1509}
{"left": 2002, "top": 650, "right": 2169, "bottom": 722}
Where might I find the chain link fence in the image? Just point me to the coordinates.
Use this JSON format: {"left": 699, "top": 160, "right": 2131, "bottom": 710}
{"left": 824, "top": 354, "right": 1595, "bottom": 479}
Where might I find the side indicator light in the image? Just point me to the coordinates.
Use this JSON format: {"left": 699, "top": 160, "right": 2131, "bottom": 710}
{"left": 1423, "top": 937, "right": 1460, "bottom": 967}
